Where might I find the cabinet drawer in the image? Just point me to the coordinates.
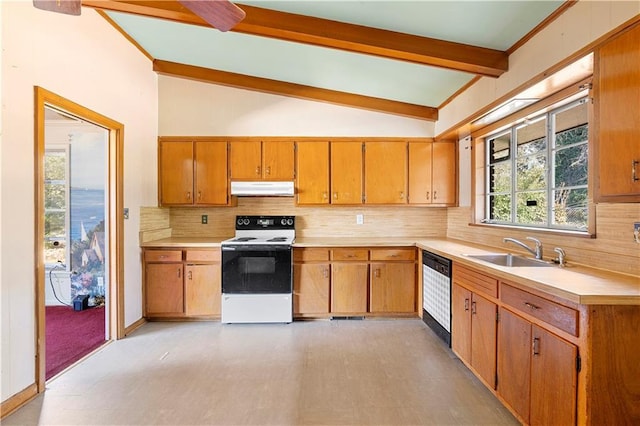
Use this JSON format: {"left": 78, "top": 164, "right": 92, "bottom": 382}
{"left": 145, "top": 250, "right": 182, "bottom": 262}
{"left": 452, "top": 264, "right": 498, "bottom": 298}
{"left": 331, "top": 248, "right": 369, "bottom": 261}
{"left": 501, "top": 283, "right": 579, "bottom": 337}
{"left": 370, "top": 248, "right": 415, "bottom": 261}
{"left": 185, "top": 249, "right": 220, "bottom": 262}
{"left": 294, "top": 248, "right": 330, "bottom": 262}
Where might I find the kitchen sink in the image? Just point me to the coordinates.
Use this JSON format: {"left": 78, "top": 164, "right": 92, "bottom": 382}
{"left": 464, "top": 253, "right": 554, "bottom": 267}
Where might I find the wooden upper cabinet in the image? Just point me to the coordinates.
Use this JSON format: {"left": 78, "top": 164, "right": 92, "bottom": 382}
{"left": 229, "top": 141, "right": 262, "bottom": 179}
{"left": 408, "top": 142, "right": 456, "bottom": 205}
{"left": 159, "top": 139, "right": 228, "bottom": 206}
{"left": 296, "top": 141, "right": 330, "bottom": 204}
{"left": 229, "top": 140, "right": 294, "bottom": 180}
{"left": 331, "top": 141, "right": 363, "bottom": 204}
{"left": 364, "top": 141, "right": 408, "bottom": 204}
{"left": 159, "top": 140, "right": 194, "bottom": 205}
{"left": 263, "top": 141, "right": 295, "bottom": 180}
{"left": 596, "top": 23, "right": 640, "bottom": 201}
{"left": 195, "top": 141, "right": 228, "bottom": 205}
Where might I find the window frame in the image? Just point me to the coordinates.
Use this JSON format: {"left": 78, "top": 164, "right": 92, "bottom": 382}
{"left": 44, "top": 144, "right": 71, "bottom": 270}
{"left": 475, "top": 90, "right": 593, "bottom": 235}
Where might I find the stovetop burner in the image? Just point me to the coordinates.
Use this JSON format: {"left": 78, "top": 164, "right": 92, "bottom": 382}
{"left": 268, "top": 237, "right": 288, "bottom": 242}
{"left": 222, "top": 215, "right": 296, "bottom": 246}
{"left": 232, "top": 237, "right": 257, "bottom": 242}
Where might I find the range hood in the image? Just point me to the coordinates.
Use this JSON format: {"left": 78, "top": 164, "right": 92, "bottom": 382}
{"left": 230, "top": 181, "right": 295, "bottom": 197}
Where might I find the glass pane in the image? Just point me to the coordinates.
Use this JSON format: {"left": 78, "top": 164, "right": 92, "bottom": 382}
{"left": 45, "top": 211, "right": 66, "bottom": 265}
{"left": 516, "top": 117, "right": 546, "bottom": 157}
{"left": 44, "top": 239, "right": 66, "bottom": 265}
{"left": 45, "top": 152, "right": 66, "bottom": 181}
{"left": 555, "top": 144, "right": 588, "bottom": 187}
{"left": 489, "top": 194, "right": 511, "bottom": 222}
{"left": 516, "top": 191, "right": 547, "bottom": 225}
{"left": 554, "top": 101, "right": 588, "bottom": 147}
{"left": 45, "top": 183, "right": 66, "bottom": 209}
{"left": 517, "top": 154, "right": 546, "bottom": 191}
{"left": 45, "top": 211, "right": 66, "bottom": 237}
{"left": 489, "top": 133, "right": 510, "bottom": 163}
{"left": 489, "top": 162, "right": 511, "bottom": 193}
{"left": 553, "top": 187, "right": 588, "bottom": 229}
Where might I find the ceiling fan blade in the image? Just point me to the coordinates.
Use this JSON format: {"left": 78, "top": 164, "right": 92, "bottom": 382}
{"left": 33, "top": 0, "right": 81, "bottom": 16}
{"left": 178, "top": 0, "right": 246, "bottom": 32}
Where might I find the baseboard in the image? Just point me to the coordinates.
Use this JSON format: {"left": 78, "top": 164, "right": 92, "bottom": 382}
{"left": 1, "top": 383, "right": 38, "bottom": 420}
{"left": 123, "top": 317, "right": 146, "bottom": 336}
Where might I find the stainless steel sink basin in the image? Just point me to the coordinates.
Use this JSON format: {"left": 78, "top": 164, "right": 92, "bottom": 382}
{"left": 464, "top": 254, "right": 554, "bottom": 267}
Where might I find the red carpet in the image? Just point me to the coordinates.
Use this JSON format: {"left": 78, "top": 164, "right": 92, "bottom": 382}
{"left": 46, "top": 305, "right": 106, "bottom": 379}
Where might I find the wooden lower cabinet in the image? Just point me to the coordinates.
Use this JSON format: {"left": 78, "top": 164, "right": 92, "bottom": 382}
{"left": 331, "top": 263, "right": 368, "bottom": 313}
{"left": 185, "top": 264, "right": 221, "bottom": 316}
{"left": 293, "top": 247, "right": 417, "bottom": 317}
{"left": 498, "top": 307, "right": 577, "bottom": 426}
{"left": 145, "top": 262, "right": 184, "bottom": 316}
{"left": 144, "top": 248, "right": 221, "bottom": 318}
{"left": 369, "top": 262, "right": 415, "bottom": 313}
{"left": 293, "top": 263, "right": 330, "bottom": 315}
{"left": 451, "top": 283, "right": 497, "bottom": 388}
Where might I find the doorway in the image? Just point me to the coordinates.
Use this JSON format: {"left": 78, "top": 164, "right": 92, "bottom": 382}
{"left": 35, "top": 87, "right": 125, "bottom": 391}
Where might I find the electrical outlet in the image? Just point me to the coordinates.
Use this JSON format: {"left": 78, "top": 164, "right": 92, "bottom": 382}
{"left": 201, "top": 215, "right": 208, "bottom": 225}
{"left": 123, "top": 208, "right": 129, "bottom": 220}
{"left": 634, "top": 222, "right": 640, "bottom": 244}
{"left": 356, "top": 214, "right": 364, "bottom": 225}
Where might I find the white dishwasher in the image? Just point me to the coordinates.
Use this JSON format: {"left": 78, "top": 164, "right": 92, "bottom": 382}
{"left": 422, "top": 250, "right": 452, "bottom": 347}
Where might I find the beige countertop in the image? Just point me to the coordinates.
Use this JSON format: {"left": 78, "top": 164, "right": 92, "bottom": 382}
{"left": 141, "top": 236, "right": 639, "bottom": 305}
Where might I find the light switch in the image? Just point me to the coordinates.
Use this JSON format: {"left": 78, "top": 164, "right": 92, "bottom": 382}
{"left": 123, "top": 208, "right": 129, "bottom": 219}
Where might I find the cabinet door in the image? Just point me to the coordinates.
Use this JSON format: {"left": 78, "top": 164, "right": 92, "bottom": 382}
{"left": 296, "top": 141, "right": 329, "bottom": 204}
{"left": 598, "top": 24, "right": 640, "bottom": 199}
{"left": 331, "top": 263, "right": 368, "bottom": 313}
{"left": 369, "top": 262, "right": 415, "bottom": 313}
{"left": 497, "top": 307, "right": 531, "bottom": 423}
{"left": 159, "top": 141, "right": 194, "bottom": 205}
{"left": 145, "top": 263, "right": 184, "bottom": 315}
{"left": 331, "top": 142, "right": 363, "bottom": 204}
{"left": 471, "top": 293, "right": 497, "bottom": 388}
{"left": 364, "top": 142, "right": 407, "bottom": 204}
{"left": 408, "top": 143, "right": 432, "bottom": 204}
{"left": 194, "top": 141, "right": 228, "bottom": 205}
{"left": 431, "top": 142, "right": 456, "bottom": 204}
{"left": 184, "top": 264, "right": 220, "bottom": 316}
{"left": 293, "top": 263, "right": 330, "bottom": 314}
{"left": 229, "top": 141, "right": 262, "bottom": 179}
{"left": 263, "top": 141, "right": 295, "bottom": 180}
{"left": 451, "top": 283, "right": 472, "bottom": 362}
{"left": 530, "top": 325, "right": 577, "bottom": 426}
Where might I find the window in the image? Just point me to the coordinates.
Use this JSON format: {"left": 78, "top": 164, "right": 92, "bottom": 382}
{"left": 485, "top": 97, "right": 589, "bottom": 231}
{"left": 44, "top": 146, "right": 69, "bottom": 268}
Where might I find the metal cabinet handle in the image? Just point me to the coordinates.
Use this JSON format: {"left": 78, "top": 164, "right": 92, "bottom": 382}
{"left": 533, "top": 337, "right": 540, "bottom": 355}
{"left": 426, "top": 191, "right": 430, "bottom": 201}
{"left": 633, "top": 160, "right": 639, "bottom": 182}
{"left": 400, "top": 191, "right": 404, "bottom": 199}
{"left": 186, "top": 191, "right": 191, "bottom": 201}
{"left": 197, "top": 191, "right": 202, "bottom": 200}
{"left": 187, "top": 270, "right": 192, "bottom": 280}
{"left": 333, "top": 192, "right": 338, "bottom": 199}
{"left": 322, "top": 192, "right": 328, "bottom": 200}
{"left": 256, "top": 166, "right": 261, "bottom": 176}
{"left": 323, "top": 267, "right": 328, "bottom": 278}
{"left": 524, "top": 302, "right": 541, "bottom": 310}
{"left": 464, "top": 298, "right": 469, "bottom": 311}
{"left": 433, "top": 190, "right": 438, "bottom": 200}
{"left": 471, "top": 301, "right": 477, "bottom": 315}
{"left": 374, "top": 268, "right": 381, "bottom": 278}
{"left": 266, "top": 166, "right": 271, "bottom": 175}
{"left": 177, "top": 268, "right": 181, "bottom": 278}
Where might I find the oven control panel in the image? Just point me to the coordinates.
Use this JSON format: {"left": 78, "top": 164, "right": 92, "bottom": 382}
{"left": 235, "top": 215, "right": 295, "bottom": 230}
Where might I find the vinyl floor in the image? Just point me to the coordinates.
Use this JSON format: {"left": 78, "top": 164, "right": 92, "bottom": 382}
{"left": 4, "top": 319, "right": 517, "bottom": 425}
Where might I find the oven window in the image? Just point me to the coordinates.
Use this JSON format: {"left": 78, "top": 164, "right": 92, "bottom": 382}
{"left": 239, "top": 257, "right": 275, "bottom": 275}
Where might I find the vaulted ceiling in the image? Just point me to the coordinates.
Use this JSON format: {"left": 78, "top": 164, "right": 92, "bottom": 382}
{"left": 82, "top": 0, "right": 570, "bottom": 121}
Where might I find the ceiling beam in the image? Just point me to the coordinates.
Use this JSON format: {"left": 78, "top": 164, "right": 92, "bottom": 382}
{"left": 83, "top": 0, "right": 508, "bottom": 77}
{"left": 153, "top": 60, "right": 439, "bottom": 121}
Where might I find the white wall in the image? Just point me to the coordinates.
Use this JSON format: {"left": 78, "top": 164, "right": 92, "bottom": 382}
{"left": 1, "top": 1, "right": 158, "bottom": 401}
{"left": 435, "top": 1, "right": 640, "bottom": 135}
{"left": 159, "top": 75, "right": 435, "bottom": 136}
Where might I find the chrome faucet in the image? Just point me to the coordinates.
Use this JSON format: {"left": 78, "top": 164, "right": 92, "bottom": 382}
{"left": 554, "top": 247, "right": 566, "bottom": 267}
{"left": 503, "top": 237, "right": 543, "bottom": 260}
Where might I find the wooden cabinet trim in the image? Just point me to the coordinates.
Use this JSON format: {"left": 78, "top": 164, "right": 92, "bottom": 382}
{"left": 185, "top": 249, "right": 221, "bottom": 262}
{"left": 370, "top": 248, "right": 416, "bottom": 261}
{"left": 331, "top": 248, "right": 369, "bottom": 261}
{"left": 452, "top": 264, "right": 498, "bottom": 298}
{"left": 144, "top": 250, "right": 183, "bottom": 262}
{"left": 294, "top": 248, "right": 330, "bottom": 262}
